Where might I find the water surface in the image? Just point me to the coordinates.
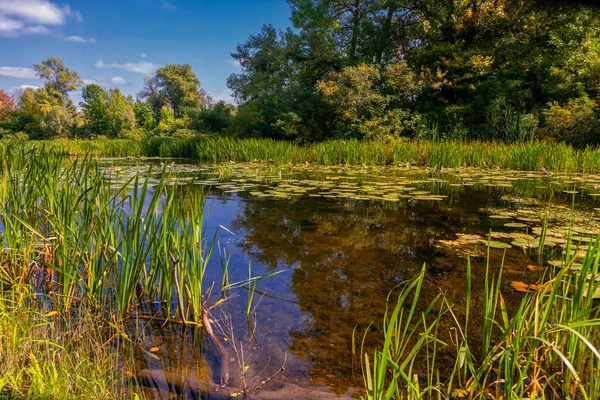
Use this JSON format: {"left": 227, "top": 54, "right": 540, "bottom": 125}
{"left": 107, "top": 161, "right": 600, "bottom": 399}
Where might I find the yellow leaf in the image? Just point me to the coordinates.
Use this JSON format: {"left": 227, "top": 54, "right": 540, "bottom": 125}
{"left": 43, "top": 311, "right": 58, "bottom": 317}
{"left": 243, "top": 365, "right": 249, "bottom": 372}
{"left": 149, "top": 347, "right": 160, "bottom": 353}
{"left": 511, "top": 281, "right": 543, "bottom": 293}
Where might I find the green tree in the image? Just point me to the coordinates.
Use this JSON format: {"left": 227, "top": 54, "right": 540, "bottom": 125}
{"left": 81, "top": 84, "right": 135, "bottom": 137}
{"left": 133, "top": 101, "right": 156, "bottom": 131}
{"left": 39, "top": 105, "right": 74, "bottom": 138}
{"left": 228, "top": 24, "right": 331, "bottom": 141}
{"left": 33, "top": 56, "right": 83, "bottom": 107}
{"left": 140, "top": 64, "right": 207, "bottom": 119}
{"left": 194, "top": 101, "right": 235, "bottom": 134}
{"left": 81, "top": 84, "right": 109, "bottom": 134}
{"left": 317, "top": 62, "right": 422, "bottom": 139}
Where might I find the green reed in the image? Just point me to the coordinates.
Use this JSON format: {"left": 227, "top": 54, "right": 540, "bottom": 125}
{"left": 0, "top": 147, "right": 220, "bottom": 322}
{"left": 3, "top": 138, "right": 600, "bottom": 172}
{"left": 360, "top": 233, "right": 600, "bottom": 399}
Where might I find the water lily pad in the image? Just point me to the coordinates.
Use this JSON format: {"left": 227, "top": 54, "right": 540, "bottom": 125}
{"left": 485, "top": 241, "right": 512, "bottom": 249}
{"left": 504, "top": 222, "right": 528, "bottom": 228}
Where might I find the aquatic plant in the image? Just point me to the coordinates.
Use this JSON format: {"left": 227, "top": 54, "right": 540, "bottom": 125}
{"left": 3, "top": 138, "right": 600, "bottom": 172}
{"left": 360, "top": 235, "right": 600, "bottom": 399}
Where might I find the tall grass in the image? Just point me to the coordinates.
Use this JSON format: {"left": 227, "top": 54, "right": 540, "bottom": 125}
{"left": 0, "top": 147, "right": 230, "bottom": 396}
{"left": 1, "top": 138, "right": 599, "bottom": 172}
{"left": 0, "top": 147, "right": 220, "bottom": 321}
{"left": 361, "top": 236, "right": 600, "bottom": 399}
{"left": 0, "top": 290, "right": 136, "bottom": 399}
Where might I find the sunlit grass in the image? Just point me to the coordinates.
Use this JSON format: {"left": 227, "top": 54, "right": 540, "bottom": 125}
{"left": 360, "top": 234, "right": 600, "bottom": 399}
{"left": 3, "top": 138, "right": 600, "bottom": 172}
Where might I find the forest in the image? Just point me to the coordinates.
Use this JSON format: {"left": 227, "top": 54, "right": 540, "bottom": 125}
{"left": 1, "top": 0, "right": 599, "bottom": 146}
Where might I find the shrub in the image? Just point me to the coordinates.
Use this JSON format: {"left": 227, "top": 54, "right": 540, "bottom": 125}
{"left": 541, "top": 95, "right": 600, "bottom": 146}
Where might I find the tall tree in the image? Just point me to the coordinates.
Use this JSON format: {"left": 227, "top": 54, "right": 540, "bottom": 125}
{"left": 139, "top": 64, "right": 209, "bottom": 119}
{"left": 81, "top": 84, "right": 135, "bottom": 136}
{"left": 33, "top": 56, "right": 83, "bottom": 106}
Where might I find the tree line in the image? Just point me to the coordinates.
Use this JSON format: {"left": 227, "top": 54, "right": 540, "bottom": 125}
{"left": 1, "top": 0, "right": 600, "bottom": 145}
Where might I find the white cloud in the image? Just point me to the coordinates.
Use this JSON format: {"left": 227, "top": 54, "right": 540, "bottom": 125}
{"left": 230, "top": 59, "right": 241, "bottom": 68}
{"left": 65, "top": 35, "right": 96, "bottom": 43}
{"left": 22, "top": 25, "right": 50, "bottom": 34}
{"left": 162, "top": 1, "right": 176, "bottom": 10}
{"left": 0, "top": 0, "right": 66, "bottom": 25}
{"left": 82, "top": 79, "right": 97, "bottom": 85}
{"left": 141, "top": 53, "right": 147, "bottom": 58}
{"left": 0, "top": 15, "right": 23, "bottom": 32}
{"left": 111, "top": 77, "right": 128, "bottom": 85}
{"left": 0, "top": 66, "right": 38, "bottom": 79}
{"left": 95, "top": 59, "right": 160, "bottom": 75}
{"left": 10, "top": 84, "right": 40, "bottom": 93}
{"left": 0, "top": 1, "right": 84, "bottom": 37}
{"left": 210, "top": 89, "right": 235, "bottom": 104}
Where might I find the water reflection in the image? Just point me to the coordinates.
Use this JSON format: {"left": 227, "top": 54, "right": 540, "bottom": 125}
{"left": 118, "top": 162, "right": 600, "bottom": 399}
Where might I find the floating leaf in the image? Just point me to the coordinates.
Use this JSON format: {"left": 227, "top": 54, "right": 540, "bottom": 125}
{"left": 511, "top": 281, "right": 543, "bottom": 293}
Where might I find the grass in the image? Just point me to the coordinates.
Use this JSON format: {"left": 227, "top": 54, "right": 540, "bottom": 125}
{"left": 0, "top": 146, "right": 275, "bottom": 398}
{"left": 0, "top": 291, "right": 136, "bottom": 399}
{"left": 2, "top": 137, "right": 600, "bottom": 172}
{"left": 0, "top": 147, "right": 223, "bottom": 397}
{"left": 360, "top": 234, "right": 600, "bottom": 399}
{"left": 0, "top": 147, "right": 217, "bottom": 320}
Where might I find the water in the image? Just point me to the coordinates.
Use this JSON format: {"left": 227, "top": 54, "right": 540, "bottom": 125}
{"left": 111, "top": 161, "right": 600, "bottom": 399}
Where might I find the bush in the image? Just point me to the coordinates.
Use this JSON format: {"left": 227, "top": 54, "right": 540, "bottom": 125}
{"left": 541, "top": 95, "right": 600, "bottom": 146}
{"left": 39, "top": 106, "right": 74, "bottom": 138}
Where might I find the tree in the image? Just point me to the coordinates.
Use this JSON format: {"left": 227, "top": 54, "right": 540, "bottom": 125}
{"left": 81, "top": 84, "right": 135, "bottom": 137}
{"left": 139, "top": 64, "right": 206, "bottom": 119}
{"left": 81, "top": 84, "right": 109, "bottom": 134}
{"left": 194, "top": 101, "right": 235, "bottom": 134}
{"left": 39, "top": 105, "right": 74, "bottom": 138}
{"left": 138, "top": 75, "right": 166, "bottom": 116}
{"left": 317, "top": 62, "right": 422, "bottom": 139}
{"left": 0, "top": 90, "right": 15, "bottom": 124}
{"left": 133, "top": 101, "right": 156, "bottom": 131}
{"left": 33, "top": 56, "right": 83, "bottom": 106}
{"left": 228, "top": 24, "right": 331, "bottom": 141}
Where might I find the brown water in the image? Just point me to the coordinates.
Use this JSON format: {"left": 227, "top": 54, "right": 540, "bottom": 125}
{"left": 108, "top": 161, "right": 600, "bottom": 399}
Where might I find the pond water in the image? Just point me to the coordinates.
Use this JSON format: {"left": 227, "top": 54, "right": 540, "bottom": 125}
{"left": 105, "top": 160, "right": 600, "bottom": 399}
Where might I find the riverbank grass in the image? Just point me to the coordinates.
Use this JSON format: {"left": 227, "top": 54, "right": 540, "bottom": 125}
{"left": 3, "top": 138, "right": 600, "bottom": 172}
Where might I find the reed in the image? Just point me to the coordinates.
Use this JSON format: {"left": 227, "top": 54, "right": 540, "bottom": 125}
{"left": 3, "top": 138, "right": 600, "bottom": 172}
{"left": 360, "top": 234, "right": 600, "bottom": 399}
{"left": 0, "top": 147, "right": 226, "bottom": 322}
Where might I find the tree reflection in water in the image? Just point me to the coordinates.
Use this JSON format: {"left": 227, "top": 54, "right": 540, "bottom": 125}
{"left": 231, "top": 193, "right": 516, "bottom": 393}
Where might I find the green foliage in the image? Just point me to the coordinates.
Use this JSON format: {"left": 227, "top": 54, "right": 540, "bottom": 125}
{"left": 193, "top": 101, "right": 235, "bottom": 134}
{"left": 155, "top": 105, "right": 175, "bottom": 134}
{"left": 133, "top": 101, "right": 156, "bottom": 130}
{"left": 38, "top": 105, "right": 74, "bottom": 138}
{"left": 81, "top": 84, "right": 136, "bottom": 137}
{"left": 4, "top": 2, "right": 600, "bottom": 144}
{"left": 140, "top": 64, "right": 208, "bottom": 119}
{"left": 318, "top": 63, "right": 422, "bottom": 140}
{"left": 33, "top": 56, "right": 82, "bottom": 109}
{"left": 542, "top": 95, "right": 600, "bottom": 146}
{"left": 227, "top": 24, "right": 331, "bottom": 141}
{"left": 223, "top": 1, "right": 600, "bottom": 143}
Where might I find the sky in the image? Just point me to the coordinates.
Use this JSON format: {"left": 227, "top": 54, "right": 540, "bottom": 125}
{"left": 0, "top": 0, "right": 292, "bottom": 105}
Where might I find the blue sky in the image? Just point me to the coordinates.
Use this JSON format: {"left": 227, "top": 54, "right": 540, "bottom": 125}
{"left": 0, "top": 0, "right": 292, "bottom": 104}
